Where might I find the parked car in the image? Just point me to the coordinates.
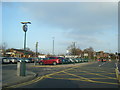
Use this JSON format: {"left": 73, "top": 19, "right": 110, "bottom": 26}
{"left": 65, "top": 58, "right": 74, "bottom": 63}
{"left": 9, "top": 57, "right": 18, "bottom": 64}
{"left": 97, "top": 59, "right": 101, "bottom": 62}
{"left": 2, "top": 57, "right": 11, "bottom": 64}
{"left": 17, "top": 58, "right": 25, "bottom": 62}
{"left": 101, "top": 59, "right": 107, "bottom": 62}
{"left": 98, "top": 59, "right": 107, "bottom": 62}
{"left": 72, "top": 58, "right": 79, "bottom": 63}
{"left": 108, "top": 59, "right": 111, "bottom": 62}
{"left": 27, "top": 58, "right": 34, "bottom": 63}
{"left": 24, "top": 58, "right": 31, "bottom": 63}
{"left": 38, "top": 57, "right": 62, "bottom": 65}
{"left": 74, "top": 58, "right": 83, "bottom": 63}
{"left": 83, "top": 58, "right": 89, "bottom": 62}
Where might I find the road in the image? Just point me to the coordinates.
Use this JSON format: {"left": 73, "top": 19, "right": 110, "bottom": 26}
{"left": 4, "top": 61, "right": 120, "bottom": 88}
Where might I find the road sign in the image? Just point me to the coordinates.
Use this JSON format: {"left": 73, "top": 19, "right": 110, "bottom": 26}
{"left": 23, "top": 24, "right": 28, "bottom": 32}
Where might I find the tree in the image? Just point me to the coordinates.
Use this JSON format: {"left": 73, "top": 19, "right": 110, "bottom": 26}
{"left": 67, "top": 42, "right": 82, "bottom": 55}
{"left": 83, "top": 47, "right": 95, "bottom": 59}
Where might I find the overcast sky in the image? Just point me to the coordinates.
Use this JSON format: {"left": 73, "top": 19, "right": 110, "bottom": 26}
{"left": 2, "top": 2, "right": 118, "bottom": 55}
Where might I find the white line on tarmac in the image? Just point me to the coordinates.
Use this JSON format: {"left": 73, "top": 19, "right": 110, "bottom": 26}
{"left": 99, "top": 62, "right": 106, "bottom": 67}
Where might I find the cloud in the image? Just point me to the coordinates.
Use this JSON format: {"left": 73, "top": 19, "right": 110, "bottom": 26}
{"left": 20, "top": 2, "right": 117, "bottom": 33}
{"left": 3, "top": 2, "right": 117, "bottom": 54}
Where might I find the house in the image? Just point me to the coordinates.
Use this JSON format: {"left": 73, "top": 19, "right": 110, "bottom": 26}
{"left": 5, "top": 49, "right": 35, "bottom": 58}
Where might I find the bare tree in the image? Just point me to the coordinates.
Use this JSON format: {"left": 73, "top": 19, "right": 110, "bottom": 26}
{"left": 67, "top": 43, "right": 82, "bottom": 55}
{"left": 83, "top": 47, "right": 94, "bottom": 59}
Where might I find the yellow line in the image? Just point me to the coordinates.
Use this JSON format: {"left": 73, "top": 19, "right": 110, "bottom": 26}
{"left": 7, "top": 76, "right": 45, "bottom": 88}
{"left": 47, "top": 76, "right": 115, "bottom": 80}
{"left": 80, "top": 71, "right": 116, "bottom": 79}
{"left": 46, "top": 76, "right": 118, "bottom": 85}
{"left": 60, "top": 72, "right": 118, "bottom": 85}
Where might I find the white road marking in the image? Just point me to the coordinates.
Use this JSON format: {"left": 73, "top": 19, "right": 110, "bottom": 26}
{"left": 99, "top": 62, "right": 105, "bottom": 67}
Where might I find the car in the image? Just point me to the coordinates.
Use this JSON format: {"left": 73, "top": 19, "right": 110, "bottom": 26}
{"left": 9, "top": 57, "right": 18, "bottom": 64}
{"left": 102, "top": 59, "right": 107, "bottom": 62}
{"left": 83, "top": 58, "right": 89, "bottom": 62}
{"left": 65, "top": 58, "right": 75, "bottom": 63}
{"left": 17, "top": 58, "right": 25, "bottom": 62}
{"left": 2, "top": 57, "right": 11, "bottom": 64}
{"left": 97, "top": 59, "right": 101, "bottom": 62}
{"left": 27, "top": 58, "right": 34, "bottom": 63}
{"left": 108, "top": 59, "right": 111, "bottom": 62}
{"left": 61, "top": 58, "right": 70, "bottom": 64}
{"left": 24, "top": 58, "right": 31, "bottom": 63}
{"left": 72, "top": 58, "right": 78, "bottom": 63}
{"left": 74, "top": 58, "right": 83, "bottom": 63}
{"left": 38, "top": 57, "right": 62, "bottom": 65}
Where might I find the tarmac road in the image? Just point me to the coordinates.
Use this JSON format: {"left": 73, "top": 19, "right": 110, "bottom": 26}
{"left": 7, "top": 60, "right": 120, "bottom": 88}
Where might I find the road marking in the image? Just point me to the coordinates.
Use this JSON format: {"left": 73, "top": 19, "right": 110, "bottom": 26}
{"left": 45, "top": 72, "right": 118, "bottom": 85}
{"left": 6, "top": 62, "right": 118, "bottom": 88}
{"left": 47, "top": 76, "right": 115, "bottom": 80}
{"left": 6, "top": 76, "right": 45, "bottom": 88}
{"left": 79, "top": 71, "right": 116, "bottom": 79}
{"left": 6, "top": 64, "right": 82, "bottom": 88}
{"left": 99, "top": 62, "right": 106, "bottom": 67}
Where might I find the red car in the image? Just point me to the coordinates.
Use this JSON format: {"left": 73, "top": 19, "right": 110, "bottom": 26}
{"left": 98, "top": 59, "right": 107, "bottom": 62}
{"left": 97, "top": 59, "right": 101, "bottom": 61}
{"left": 102, "top": 59, "right": 107, "bottom": 62}
{"left": 38, "top": 57, "right": 62, "bottom": 65}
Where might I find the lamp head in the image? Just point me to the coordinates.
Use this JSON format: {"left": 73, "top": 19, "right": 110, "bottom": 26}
{"left": 21, "top": 22, "right": 31, "bottom": 24}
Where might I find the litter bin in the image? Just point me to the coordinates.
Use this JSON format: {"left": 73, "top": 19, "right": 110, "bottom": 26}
{"left": 17, "top": 61, "right": 26, "bottom": 76}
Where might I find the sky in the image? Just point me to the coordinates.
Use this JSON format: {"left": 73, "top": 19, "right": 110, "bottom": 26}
{"left": 2, "top": 1, "right": 118, "bottom": 55}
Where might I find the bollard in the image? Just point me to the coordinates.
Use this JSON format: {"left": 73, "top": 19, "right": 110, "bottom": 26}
{"left": 17, "top": 61, "right": 26, "bottom": 76}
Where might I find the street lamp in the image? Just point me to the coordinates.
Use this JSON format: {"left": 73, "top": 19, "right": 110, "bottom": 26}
{"left": 21, "top": 22, "right": 31, "bottom": 51}
{"left": 17, "top": 22, "right": 31, "bottom": 76}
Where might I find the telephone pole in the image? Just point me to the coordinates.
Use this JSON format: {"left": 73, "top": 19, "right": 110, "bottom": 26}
{"left": 34, "top": 42, "right": 38, "bottom": 65}
{"left": 72, "top": 42, "right": 76, "bottom": 57}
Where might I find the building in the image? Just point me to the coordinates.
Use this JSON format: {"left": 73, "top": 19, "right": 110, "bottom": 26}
{"left": 96, "top": 51, "right": 109, "bottom": 59}
{"left": 5, "top": 49, "right": 35, "bottom": 58}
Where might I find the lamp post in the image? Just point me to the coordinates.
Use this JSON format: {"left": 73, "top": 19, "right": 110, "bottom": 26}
{"left": 52, "top": 37, "right": 55, "bottom": 56}
{"left": 17, "top": 22, "right": 31, "bottom": 76}
{"left": 21, "top": 22, "right": 31, "bottom": 51}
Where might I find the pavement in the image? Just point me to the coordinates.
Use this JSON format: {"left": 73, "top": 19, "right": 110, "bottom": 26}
{"left": 2, "top": 69, "right": 37, "bottom": 88}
